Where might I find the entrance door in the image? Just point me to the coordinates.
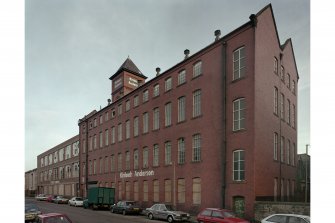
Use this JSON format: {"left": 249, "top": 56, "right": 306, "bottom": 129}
{"left": 233, "top": 196, "right": 245, "bottom": 218}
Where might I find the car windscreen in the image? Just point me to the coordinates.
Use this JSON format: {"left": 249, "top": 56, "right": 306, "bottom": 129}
{"left": 165, "top": 205, "right": 175, "bottom": 211}
{"left": 25, "top": 204, "right": 39, "bottom": 213}
{"left": 223, "top": 211, "right": 236, "bottom": 218}
{"left": 76, "top": 198, "right": 83, "bottom": 201}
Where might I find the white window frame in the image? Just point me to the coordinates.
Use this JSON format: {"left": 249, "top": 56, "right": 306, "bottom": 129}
{"left": 153, "top": 84, "right": 160, "bottom": 97}
{"left": 178, "top": 96, "right": 186, "bottom": 122}
{"left": 193, "top": 61, "right": 202, "bottom": 78}
{"left": 233, "top": 47, "right": 246, "bottom": 80}
{"left": 233, "top": 150, "right": 245, "bottom": 181}
{"left": 178, "top": 70, "right": 186, "bottom": 85}
{"left": 233, "top": 98, "right": 246, "bottom": 131}
{"left": 165, "top": 102, "right": 172, "bottom": 127}
{"left": 165, "top": 77, "right": 172, "bottom": 92}
{"left": 193, "top": 90, "right": 201, "bottom": 118}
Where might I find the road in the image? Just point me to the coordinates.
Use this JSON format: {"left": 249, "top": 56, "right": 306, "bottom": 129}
{"left": 26, "top": 198, "right": 165, "bottom": 223}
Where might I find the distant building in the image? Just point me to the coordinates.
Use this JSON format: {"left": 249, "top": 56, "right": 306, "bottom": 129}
{"left": 25, "top": 168, "right": 37, "bottom": 197}
{"left": 296, "top": 153, "right": 310, "bottom": 202}
{"left": 78, "top": 4, "right": 298, "bottom": 219}
{"left": 36, "top": 135, "right": 79, "bottom": 197}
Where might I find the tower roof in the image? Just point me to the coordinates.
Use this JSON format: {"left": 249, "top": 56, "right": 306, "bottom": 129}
{"left": 109, "top": 57, "right": 147, "bottom": 80}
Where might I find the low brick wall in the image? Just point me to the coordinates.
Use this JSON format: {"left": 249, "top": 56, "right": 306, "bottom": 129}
{"left": 253, "top": 201, "right": 310, "bottom": 222}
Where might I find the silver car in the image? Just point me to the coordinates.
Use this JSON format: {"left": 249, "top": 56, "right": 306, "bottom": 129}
{"left": 261, "top": 214, "right": 310, "bottom": 223}
{"left": 146, "top": 203, "right": 190, "bottom": 223}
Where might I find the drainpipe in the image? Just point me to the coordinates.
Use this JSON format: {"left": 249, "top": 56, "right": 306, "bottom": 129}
{"left": 221, "top": 41, "right": 227, "bottom": 208}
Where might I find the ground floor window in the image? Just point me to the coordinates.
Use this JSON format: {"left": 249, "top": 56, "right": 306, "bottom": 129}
{"left": 143, "top": 180, "right": 148, "bottom": 201}
{"left": 153, "top": 180, "right": 159, "bottom": 202}
{"left": 192, "top": 178, "right": 201, "bottom": 205}
{"left": 177, "top": 178, "right": 185, "bottom": 203}
{"left": 164, "top": 179, "right": 172, "bottom": 203}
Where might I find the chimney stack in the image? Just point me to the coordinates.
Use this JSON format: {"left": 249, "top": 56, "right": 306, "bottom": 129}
{"left": 214, "top": 29, "right": 221, "bottom": 41}
{"left": 184, "top": 49, "right": 190, "bottom": 59}
{"left": 156, "top": 67, "right": 161, "bottom": 76}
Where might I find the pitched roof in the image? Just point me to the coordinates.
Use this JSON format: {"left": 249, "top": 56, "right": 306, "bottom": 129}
{"left": 109, "top": 57, "right": 147, "bottom": 80}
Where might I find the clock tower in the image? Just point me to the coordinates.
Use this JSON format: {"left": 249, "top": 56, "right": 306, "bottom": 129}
{"left": 109, "top": 57, "right": 147, "bottom": 102}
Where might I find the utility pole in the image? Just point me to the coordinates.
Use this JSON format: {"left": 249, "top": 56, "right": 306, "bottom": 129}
{"left": 305, "top": 144, "right": 309, "bottom": 203}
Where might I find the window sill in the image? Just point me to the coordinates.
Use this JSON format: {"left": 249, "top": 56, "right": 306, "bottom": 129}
{"left": 231, "top": 76, "right": 246, "bottom": 83}
{"left": 232, "top": 180, "right": 247, "bottom": 184}
{"left": 177, "top": 82, "right": 187, "bottom": 87}
{"left": 177, "top": 120, "right": 187, "bottom": 125}
{"left": 164, "top": 89, "right": 172, "bottom": 93}
{"left": 232, "top": 129, "right": 246, "bottom": 133}
{"left": 192, "top": 73, "right": 203, "bottom": 80}
{"left": 191, "top": 114, "right": 203, "bottom": 120}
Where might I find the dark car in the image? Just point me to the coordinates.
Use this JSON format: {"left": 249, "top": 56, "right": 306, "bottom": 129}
{"left": 197, "top": 208, "right": 250, "bottom": 223}
{"left": 146, "top": 203, "right": 190, "bottom": 223}
{"left": 54, "top": 196, "right": 69, "bottom": 204}
{"left": 36, "top": 213, "right": 72, "bottom": 223}
{"left": 110, "top": 201, "right": 142, "bottom": 215}
{"left": 25, "top": 203, "right": 42, "bottom": 222}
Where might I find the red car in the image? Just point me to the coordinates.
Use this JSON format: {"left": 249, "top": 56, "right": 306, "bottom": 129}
{"left": 37, "top": 213, "right": 72, "bottom": 223}
{"left": 46, "top": 195, "right": 57, "bottom": 202}
{"left": 197, "top": 208, "right": 250, "bottom": 223}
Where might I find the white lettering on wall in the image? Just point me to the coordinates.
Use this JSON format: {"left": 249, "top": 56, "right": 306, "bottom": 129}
{"left": 114, "top": 78, "right": 122, "bottom": 89}
{"left": 128, "top": 77, "right": 138, "bottom": 87}
{"left": 119, "top": 169, "right": 155, "bottom": 179}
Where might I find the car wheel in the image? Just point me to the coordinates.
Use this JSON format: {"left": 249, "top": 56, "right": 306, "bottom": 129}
{"left": 75, "top": 203, "right": 77, "bottom": 207}
{"left": 167, "top": 216, "right": 174, "bottom": 223}
{"left": 148, "top": 213, "right": 154, "bottom": 220}
{"left": 111, "top": 208, "right": 114, "bottom": 213}
{"left": 122, "top": 210, "right": 126, "bottom": 215}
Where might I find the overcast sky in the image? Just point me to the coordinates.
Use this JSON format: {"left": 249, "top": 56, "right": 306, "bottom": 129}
{"left": 25, "top": 0, "right": 310, "bottom": 171}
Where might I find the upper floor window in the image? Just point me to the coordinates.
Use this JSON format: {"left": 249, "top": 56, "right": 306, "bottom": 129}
{"left": 287, "top": 139, "right": 290, "bottom": 165}
{"left": 280, "top": 93, "right": 285, "bottom": 120}
{"left": 125, "top": 100, "right": 130, "bottom": 112}
{"left": 233, "top": 98, "right": 246, "bottom": 131}
{"left": 143, "top": 112, "right": 149, "bottom": 133}
{"left": 280, "top": 66, "right": 285, "bottom": 82}
{"left": 193, "top": 61, "right": 202, "bottom": 78}
{"left": 178, "top": 96, "right": 186, "bottom": 122}
{"left": 99, "top": 132, "right": 103, "bottom": 148}
{"left": 143, "top": 147, "right": 149, "bottom": 168}
{"left": 280, "top": 136, "right": 285, "bottom": 163}
{"left": 287, "top": 99, "right": 291, "bottom": 125}
{"left": 105, "top": 112, "right": 109, "bottom": 121}
{"left": 192, "top": 134, "right": 201, "bottom": 162}
{"left": 153, "top": 84, "right": 160, "bottom": 97}
{"left": 134, "top": 149, "right": 139, "bottom": 170}
{"left": 292, "top": 104, "right": 296, "bottom": 128}
{"left": 134, "top": 95, "right": 139, "bottom": 107}
{"left": 165, "top": 102, "right": 172, "bottom": 127}
{"left": 274, "top": 132, "right": 278, "bottom": 160}
{"left": 153, "top": 144, "right": 159, "bottom": 167}
{"left": 178, "top": 138, "right": 185, "bottom": 164}
{"left": 118, "top": 123, "right": 123, "bottom": 142}
{"left": 94, "top": 118, "right": 97, "bottom": 127}
{"left": 118, "top": 104, "right": 122, "bottom": 116}
{"left": 165, "top": 77, "right": 172, "bottom": 92}
{"left": 274, "top": 87, "right": 278, "bottom": 115}
{"left": 143, "top": 90, "right": 149, "bottom": 103}
{"left": 105, "top": 129, "right": 109, "bottom": 146}
{"left": 274, "top": 57, "right": 278, "bottom": 74}
{"left": 233, "top": 150, "right": 245, "bottom": 181}
{"left": 118, "top": 153, "right": 122, "bottom": 171}
{"left": 165, "top": 141, "right": 171, "bottom": 165}
{"left": 125, "top": 120, "right": 130, "bottom": 139}
{"left": 178, "top": 70, "right": 186, "bottom": 85}
{"left": 125, "top": 151, "right": 130, "bottom": 171}
{"left": 292, "top": 80, "right": 296, "bottom": 95}
{"left": 153, "top": 108, "right": 160, "bottom": 130}
{"left": 193, "top": 90, "right": 201, "bottom": 118}
{"left": 286, "top": 73, "right": 291, "bottom": 89}
{"left": 99, "top": 115, "right": 103, "bottom": 124}
{"left": 233, "top": 47, "right": 246, "bottom": 80}
{"left": 134, "top": 116, "right": 139, "bottom": 137}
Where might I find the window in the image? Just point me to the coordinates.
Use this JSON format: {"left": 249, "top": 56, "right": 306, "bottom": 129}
{"left": 281, "top": 179, "right": 284, "bottom": 201}
{"left": 164, "top": 179, "right": 172, "bottom": 202}
{"left": 233, "top": 47, "right": 246, "bottom": 80}
{"left": 274, "top": 178, "right": 278, "bottom": 201}
{"left": 88, "top": 161, "right": 92, "bottom": 175}
{"left": 274, "top": 132, "right": 278, "bottom": 160}
{"left": 274, "top": 87, "right": 278, "bottom": 115}
{"left": 287, "top": 140, "right": 290, "bottom": 165}
{"left": 178, "top": 138, "right": 185, "bottom": 164}
{"left": 143, "top": 181, "right": 148, "bottom": 201}
{"left": 99, "top": 132, "right": 103, "bottom": 148}
{"left": 93, "top": 159, "right": 97, "bottom": 174}
{"left": 110, "top": 155, "right": 115, "bottom": 172}
{"left": 99, "top": 157, "right": 103, "bottom": 174}
{"left": 105, "top": 112, "right": 109, "bottom": 121}
{"left": 281, "top": 66, "right": 285, "bottom": 82}
{"left": 165, "top": 77, "right": 172, "bottom": 91}
{"left": 125, "top": 120, "right": 130, "bottom": 139}
{"left": 153, "top": 180, "right": 159, "bottom": 202}
{"left": 287, "top": 99, "right": 291, "bottom": 125}
{"left": 192, "top": 134, "right": 201, "bottom": 162}
{"left": 233, "top": 150, "right": 245, "bottom": 181}
{"left": 281, "top": 136, "right": 285, "bottom": 162}
{"left": 178, "top": 70, "right": 186, "bottom": 85}
{"left": 118, "top": 153, "right": 122, "bottom": 171}
{"left": 165, "top": 141, "right": 171, "bottom": 165}
{"left": 118, "top": 181, "right": 122, "bottom": 200}
{"left": 93, "top": 135, "right": 97, "bottom": 149}
{"left": 125, "top": 181, "right": 130, "bottom": 200}
{"left": 292, "top": 143, "right": 296, "bottom": 166}
{"left": 178, "top": 96, "right": 186, "bottom": 122}
{"left": 274, "top": 57, "right": 278, "bottom": 74}
{"left": 280, "top": 93, "right": 285, "bottom": 120}
{"left": 233, "top": 98, "right": 246, "bottom": 131}
{"left": 143, "top": 147, "right": 149, "bottom": 168}
{"left": 125, "top": 100, "right": 130, "bottom": 112}
{"left": 153, "top": 144, "right": 159, "bottom": 167}
{"left": 104, "top": 156, "right": 108, "bottom": 173}
{"left": 177, "top": 178, "right": 185, "bottom": 203}
{"left": 111, "top": 126, "right": 115, "bottom": 144}
{"left": 125, "top": 151, "right": 130, "bottom": 171}
{"left": 134, "top": 95, "right": 139, "bottom": 107}
{"left": 59, "top": 148, "right": 64, "bottom": 162}
{"left": 192, "top": 178, "right": 201, "bottom": 204}
{"left": 143, "top": 90, "right": 149, "bottom": 103}
{"left": 66, "top": 145, "right": 71, "bottom": 159}
{"left": 99, "top": 115, "right": 103, "bottom": 124}
{"left": 287, "top": 180, "right": 290, "bottom": 200}
{"left": 165, "top": 102, "right": 172, "bottom": 127}
{"left": 193, "top": 61, "right": 202, "bottom": 78}
{"left": 118, "top": 104, "right": 122, "bottom": 115}
{"left": 287, "top": 73, "right": 291, "bottom": 89}
{"left": 153, "top": 108, "right": 160, "bottom": 130}
{"left": 292, "top": 104, "right": 296, "bottom": 128}
{"left": 143, "top": 112, "right": 149, "bottom": 133}
{"left": 153, "top": 84, "right": 160, "bottom": 97}
{"left": 118, "top": 123, "right": 123, "bottom": 142}
{"left": 134, "top": 149, "right": 139, "bottom": 170}
{"left": 111, "top": 110, "right": 116, "bottom": 118}
{"left": 89, "top": 137, "right": 93, "bottom": 151}
{"left": 134, "top": 116, "right": 139, "bottom": 137}
{"left": 94, "top": 118, "right": 97, "bottom": 127}
{"left": 292, "top": 80, "right": 296, "bottom": 95}
{"left": 134, "top": 181, "right": 139, "bottom": 201}
{"left": 105, "top": 129, "right": 109, "bottom": 146}
{"left": 193, "top": 90, "right": 201, "bottom": 117}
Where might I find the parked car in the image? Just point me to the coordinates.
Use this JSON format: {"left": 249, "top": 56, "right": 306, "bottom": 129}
{"left": 110, "top": 200, "right": 142, "bottom": 215}
{"left": 25, "top": 203, "right": 42, "bottom": 222}
{"left": 146, "top": 203, "right": 190, "bottom": 223}
{"left": 46, "top": 195, "right": 57, "bottom": 202}
{"left": 54, "top": 196, "right": 69, "bottom": 204}
{"left": 197, "top": 208, "right": 250, "bottom": 223}
{"left": 35, "top": 194, "right": 47, "bottom": 201}
{"left": 68, "top": 197, "right": 84, "bottom": 207}
{"left": 261, "top": 214, "right": 310, "bottom": 223}
{"left": 36, "top": 213, "right": 72, "bottom": 223}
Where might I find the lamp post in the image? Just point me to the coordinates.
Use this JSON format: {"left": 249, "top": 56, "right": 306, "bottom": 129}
{"left": 305, "top": 144, "right": 309, "bottom": 203}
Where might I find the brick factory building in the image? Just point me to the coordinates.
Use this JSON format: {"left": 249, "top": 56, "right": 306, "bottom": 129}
{"left": 78, "top": 4, "right": 298, "bottom": 219}
{"left": 37, "top": 135, "right": 80, "bottom": 197}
